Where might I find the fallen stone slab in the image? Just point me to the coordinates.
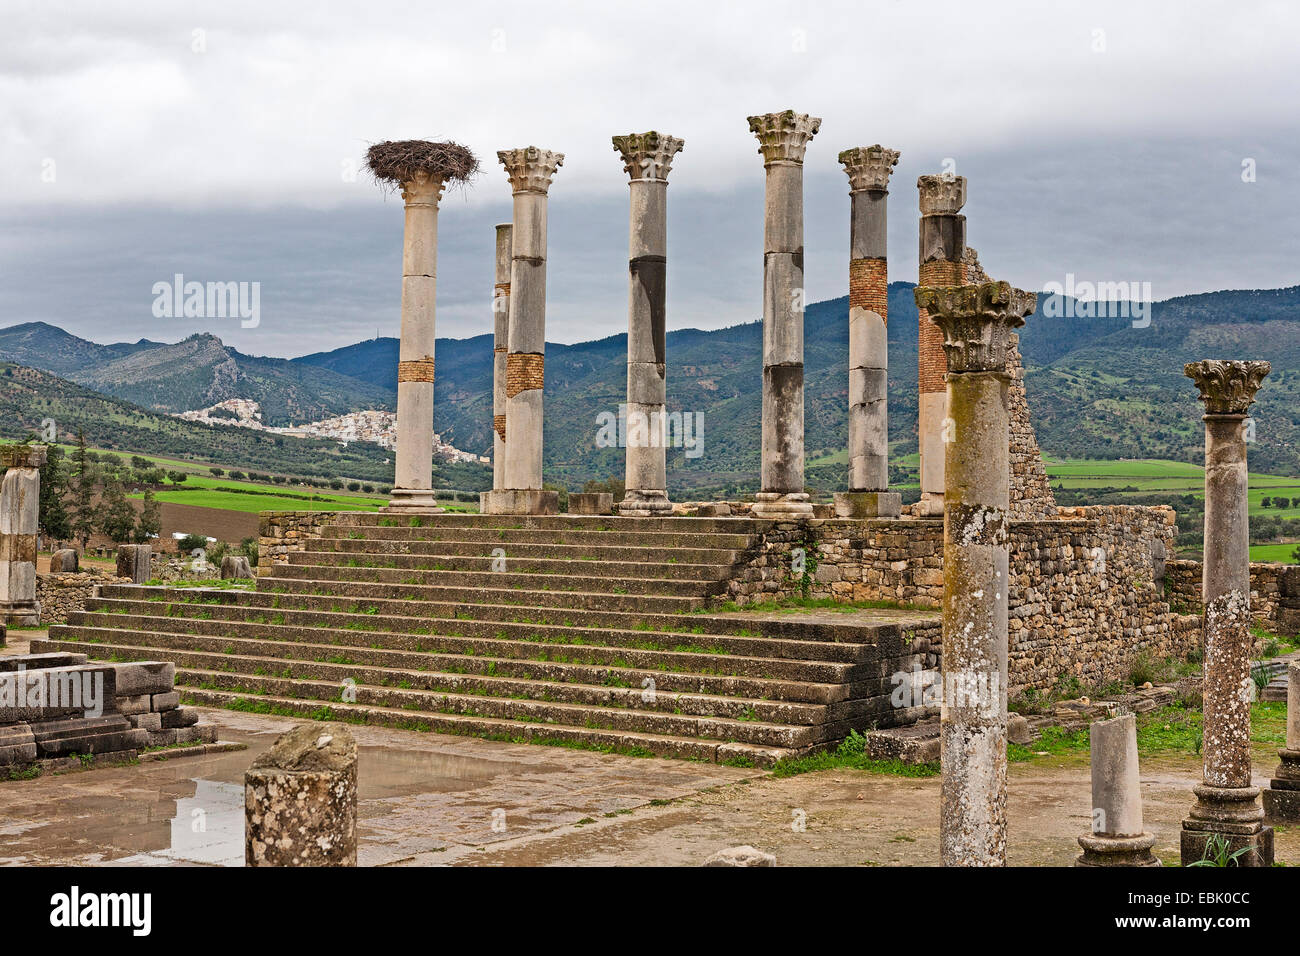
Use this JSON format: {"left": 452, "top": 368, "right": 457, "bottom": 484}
{"left": 0, "top": 723, "right": 37, "bottom": 766}
{"left": 0, "top": 664, "right": 118, "bottom": 723}
{"left": 150, "top": 691, "right": 181, "bottom": 712}
{"left": 0, "top": 652, "right": 90, "bottom": 672}
{"left": 28, "top": 714, "right": 147, "bottom": 757}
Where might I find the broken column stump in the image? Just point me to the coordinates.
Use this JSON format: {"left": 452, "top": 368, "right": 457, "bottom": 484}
{"left": 115, "top": 544, "right": 152, "bottom": 585}
{"left": 1263, "top": 660, "right": 1300, "bottom": 823}
{"left": 245, "top": 722, "right": 358, "bottom": 866}
{"left": 1076, "top": 713, "right": 1160, "bottom": 866}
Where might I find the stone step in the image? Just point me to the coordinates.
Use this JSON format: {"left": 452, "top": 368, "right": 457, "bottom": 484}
{"left": 267, "top": 563, "right": 719, "bottom": 598}
{"left": 34, "top": 637, "right": 832, "bottom": 723}
{"left": 72, "top": 602, "right": 889, "bottom": 664}
{"left": 93, "top": 585, "right": 916, "bottom": 644}
{"left": 287, "top": 550, "right": 733, "bottom": 582}
{"left": 37, "top": 632, "right": 843, "bottom": 705}
{"left": 311, "top": 537, "right": 746, "bottom": 564}
{"left": 53, "top": 619, "right": 858, "bottom": 683}
{"left": 255, "top": 576, "right": 707, "bottom": 614}
{"left": 317, "top": 526, "right": 757, "bottom": 550}
{"left": 175, "top": 683, "right": 798, "bottom": 766}
{"left": 179, "top": 667, "right": 816, "bottom": 748}
{"left": 329, "top": 513, "right": 763, "bottom": 534}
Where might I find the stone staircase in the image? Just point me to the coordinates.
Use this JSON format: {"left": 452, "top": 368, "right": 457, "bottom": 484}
{"left": 33, "top": 513, "right": 932, "bottom": 767}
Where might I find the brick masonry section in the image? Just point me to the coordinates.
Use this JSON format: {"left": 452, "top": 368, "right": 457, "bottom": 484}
{"left": 917, "top": 259, "right": 964, "bottom": 393}
{"left": 506, "top": 352, "right": 545, "bottom": 397}
{"left": 849, "top": 257, "right": 888, "bottom": 319}
{"left": 396, "top": 359, "right": 436, "bottom": 384}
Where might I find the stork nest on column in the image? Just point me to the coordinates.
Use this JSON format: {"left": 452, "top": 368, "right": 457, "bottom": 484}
{"left": 365, "top": 140, "right": 479, "bottom": 188}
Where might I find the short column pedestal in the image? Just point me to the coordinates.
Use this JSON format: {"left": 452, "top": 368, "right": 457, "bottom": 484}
{"left": 832, "top": 491, "right": 901, "bottom": 519}
{"left": 480, "top": 489, "right": 559, "bottom": 516}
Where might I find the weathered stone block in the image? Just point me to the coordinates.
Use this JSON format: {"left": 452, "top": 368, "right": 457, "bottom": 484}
{"left": 245, "top": 722, "right": 357, "bottom": 867}
{"left": 49, "top": 549, "right": 79, "bottom": 573}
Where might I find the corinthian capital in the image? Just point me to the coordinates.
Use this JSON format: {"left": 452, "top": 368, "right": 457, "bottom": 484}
{"left": 612, "top": 131, "right": 684, "bottom": 182}
{"left": 747, "top": 110, "right": 821, "bottom": 165}
{"left": 497, "top": 147, "right": 564, "bottom": 194}
{"left": 839, "top": 145, "right": 900, "bottom": 192}
{"left": 913, "top": 281, "right": 1036, "bottom": 373}
{"left": 400, "top": 169, "right": 447, "bottom": 205}
{"left": 1184, "top": 360, "right": 1271, "bottom": 415}
{"left": 917, "top": 174, "right": 967, "bottom": 215}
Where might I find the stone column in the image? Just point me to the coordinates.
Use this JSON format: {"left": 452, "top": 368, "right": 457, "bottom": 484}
{"left": 245, "top": 723, "right": 358, "bottom": 866}
{"left": 388, "top": 170, "right": 447, "bottom": 512}
{"left": 491, "top": 223, "right": 512, "bottom": 491}
{"left": 1180, "top": 358, "right": 1274, "bottom": 866}
{"left": 834, "top": 145, "right": 901, "bottom": 519}
{"left": 1264, "top": 660, "right": 1300, "bottom": 822}
{"left": 916, "top": 175, "right": 968, "bottom": 517}
{"left": 0, "top": 445, "right": 45, "bottom": 626}
{"left": 1076, "top": 713, "right": 1160, "bottom": 866}
{"left": 913, "top": 280, "right": 1035, "bottom": 866}
{"left": 748, "top": 110, "right": 820, "bottom": 519}
{"left": 613, "top": 131, "right": 683, "bottom": 517}
{"left": 483, "top": 147, "right": 563, "bottom": 516}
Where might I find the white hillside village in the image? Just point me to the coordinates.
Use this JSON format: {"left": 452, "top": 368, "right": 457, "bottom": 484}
{"left": 175, "top": 398, "right": 489, "bottom": 464}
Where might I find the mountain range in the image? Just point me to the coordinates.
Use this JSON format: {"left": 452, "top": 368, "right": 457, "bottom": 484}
{"left": 2, "top": 282, "right": 1298, "bottom": 491}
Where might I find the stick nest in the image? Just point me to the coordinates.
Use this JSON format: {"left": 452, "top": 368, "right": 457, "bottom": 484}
{"left": 365, "top": 140, "right": 479, "bottom": 187}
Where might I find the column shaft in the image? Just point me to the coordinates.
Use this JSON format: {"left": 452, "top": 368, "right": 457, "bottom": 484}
{"left": 941, "top": 369, "right": 1011, "bottom": 866}
{"left": 917, "top": 175, "right": 968, "bottom": 516}
{"left": 504, "top": 190, "right": 547, "bottom": 491}
{"left": 1181, "top": 358, "right": 1273, "bottom": 865}
{"left": 613, "top": 132, "right": 681, "bottom": 516}
{"left": 389, "top": 174, "right": 445, "bottom": 511}
{"left": 491, "top": 224, "right": 512, "bottom": 491}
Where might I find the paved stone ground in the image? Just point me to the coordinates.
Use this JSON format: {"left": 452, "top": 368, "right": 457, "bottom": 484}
{"left": 2, "top": 704, "right": 1297, "bottom": 866}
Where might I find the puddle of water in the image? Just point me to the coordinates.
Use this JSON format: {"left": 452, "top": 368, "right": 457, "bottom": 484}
{"left": 0, "top": 735, "right": 520, "bottom": 866}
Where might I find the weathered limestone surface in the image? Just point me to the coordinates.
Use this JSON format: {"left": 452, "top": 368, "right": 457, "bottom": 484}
{"left": 1180, "top": 358, "right": 1273, "bottom": 866}
{"left": 749, "top": 110, "right": 819, "bottom": 519}
{"left": 0, "top": 445, "right": 45, "bottom": 626}
{"left": 388, "top": 171, "right": 448, "bottom": 512}
{"left": 49, "top": 549, "right": 78, "bottom": 573}
{"left": 703, "top": 845, "right": 776, "bottom": 867}
{"left": 220, "top": 555, "right": 252, "bottom": 579}
{"left": 835, "top": 145, "right": 901, "bottom": 520}
{"left": 1263, "top": 661, "right": 1300, "bottom": 823}
{"left": 484, "top": 147, "right": 563, "bottom": 516}
{"left": 245, "top": 722, "right": 358, "bottom": 866}
{"left": 613, "top": 131, "right": 683, "bottom": 517}
{"left": 569, "top": 492, "right": 614, "bottom": 515}
{"left": 916, "top": 280, "right": 1035, "bottom": 866}
{"left": 1076, "top": 713, "right": 1159, "bottom": 866}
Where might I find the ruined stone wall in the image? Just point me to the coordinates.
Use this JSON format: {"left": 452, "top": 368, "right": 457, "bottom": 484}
{"left": 1165, "top": 558, "right": 1299, "bottom": 635}
{"left": 37, "top": 570, "right": 126, "bottom": 625}
{"left": 257, "top": 511, "right": 340, "bottom": 574}
{"left": 725, "top": 505, "right": 1184, "bottom": 692}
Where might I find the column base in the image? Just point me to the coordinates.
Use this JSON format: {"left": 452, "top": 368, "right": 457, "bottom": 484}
{"left": 0, "top": 604, "right": 41, "bottom": 628}
{"left": 1263, "top": 750, "right": 1300, "bottom": 823}
{"left": 480, "top": 489, "right": 559, "bottom": 516}
{"left": 1179, "top": 783, "right": 1274, "bottom": 866}
{"left": 616, "top": 490, "right": 672, "bottom": 517}
{"left": 751, "top": 492, "right": 814, "bottom": 519}
{"left": 833, "top": 491, "right": 902, "bottom": 519}
{"left": 917, "top": 492, "right": 944, "bottom": 517}
{"left": 385, "top": 488, "right": 445, "bottom": 513}
{"left": 1075, "top": 832, "right": 1161, "bottom": 867}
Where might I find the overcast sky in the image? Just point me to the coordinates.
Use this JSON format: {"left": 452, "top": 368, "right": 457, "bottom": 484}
{"left": 1, "top": 0, "right": 1296, "bottom": 357}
